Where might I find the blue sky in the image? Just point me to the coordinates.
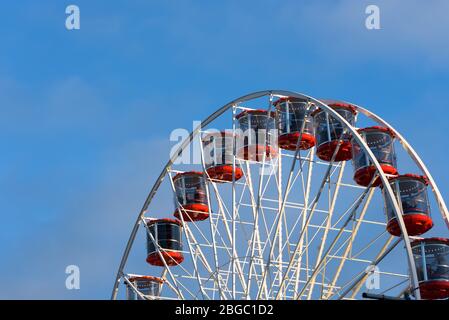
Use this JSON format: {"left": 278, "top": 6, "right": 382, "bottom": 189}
{"left": 0, "top": 0, "right": 448, "bottom": 299}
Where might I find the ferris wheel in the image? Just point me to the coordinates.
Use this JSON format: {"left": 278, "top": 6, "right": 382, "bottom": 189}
{"left": 111, "top": 90, "right": 449, "bottom": 301}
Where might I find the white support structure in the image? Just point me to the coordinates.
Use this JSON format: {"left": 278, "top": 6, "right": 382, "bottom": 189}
{"left": 111, "top": 90, "right": 448, "bottom": 300}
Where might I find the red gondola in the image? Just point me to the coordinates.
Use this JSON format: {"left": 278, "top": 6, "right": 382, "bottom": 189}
{"left": 126, "top": 275, "right": 164, "bottom": 300}
{"left": 146, "top": 218, "right": 184, "bottom": 266}
{"left": 312, "top": 100, "right": 357, "bottom": 162}
{"left": 236, "top": 110, "right": 278, "bottom": 162}
{"left": 352, "top": 126, "right": 398, "bottom": 187}
{"left": 382, "top": 174, "right": 433, "bottom": 236}
{"left": 411, "top": 238, "right": 449, "bottom": 300}
{"left": 202, "top": 131, "right": 243, "bottom": 182}
{"left": 173, "top": 171, "right": 209, "bottom": 221}
{"left": 274, "top": 97, "right": 316, "bottom": 151}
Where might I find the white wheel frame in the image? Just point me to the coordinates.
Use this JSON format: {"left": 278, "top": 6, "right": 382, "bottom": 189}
{"left": 111, "top": 90, "right": 449, "bottom": 300}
